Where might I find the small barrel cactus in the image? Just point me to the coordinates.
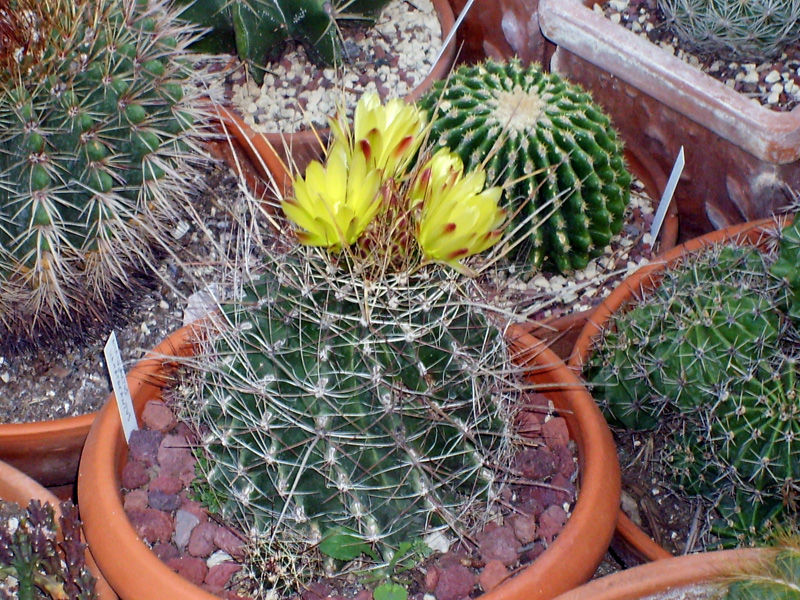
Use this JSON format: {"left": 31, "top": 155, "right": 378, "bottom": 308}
{"left": 185, "top": 251, "right": 516, "bottom": 586}
{"left": 772, "top": 215, "right": 800, "bottom": 322}
{"left": 585, "top": 244, "right": 800, "bottom": 546}
{"left": 658, "top": 0, "right": 800, "bottom": 61}
{"left": 724, "top": 536, "right": 800, "bottom": 600}
{"left": 173, "top": 0, "right": 393, "bottom": 83}
{"left": 0, "top": 0, "right": 204, "bottom": 348}
{"left": 418, "top": 59, "right": 632, "bottom": 274}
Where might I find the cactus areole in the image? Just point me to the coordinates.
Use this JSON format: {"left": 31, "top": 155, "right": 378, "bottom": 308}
{"left": 188, "top": 250, "right": 516, "bottom": 580}
{"left": 419, "top": 59, "right": 632, "bottom": 274}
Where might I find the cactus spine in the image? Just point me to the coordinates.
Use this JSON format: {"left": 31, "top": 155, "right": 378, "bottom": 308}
{"left": 0, "top": 0, "right": 204, "bottom": 348}
{"left": 174, "top": 0, "right": 393, "bottom": 83}
{"left": 418, "top": 59, "right": 632, "bottom": 274}
{"left": 724, "top": 536, "right": 800, "bottom": 600}
{"left": 658, "top": 0, "right": 800, "bottom": 60}
{"left": 585, "top": 244, "right": 800, "bottom": 546}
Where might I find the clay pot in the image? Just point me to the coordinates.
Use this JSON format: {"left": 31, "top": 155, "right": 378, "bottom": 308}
{"left": 78, "top": 323, "right": 620, "bottom": 600}
{"left": 445, "top": 0, "right": 555, "bottom": 66}
{"left": 0, "top": 413, "right": 94, "bottom": 492}
{"left": 212, "top": 0, "right": 457, "bottom": 198}
{"left": 567, "top": 216, "right": 790, "bottom": 563}
{"left": 548, "top": 548, "right": 766, "bottom": 600}
{"left": 0, "top": 458, "right": 117, "bottom": 599}
{"left": 538, "top": 0, "right": 800, "bottom": 241}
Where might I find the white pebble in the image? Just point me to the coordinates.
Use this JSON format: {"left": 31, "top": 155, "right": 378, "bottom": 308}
{"left": 764, "top": 69, "right": 782, "bottom": 84}
{"left": 742, "top": 70, "right": 760, "bottom": 84}
{"left": 767, "top": 91, "right": 782, "bottom": 104}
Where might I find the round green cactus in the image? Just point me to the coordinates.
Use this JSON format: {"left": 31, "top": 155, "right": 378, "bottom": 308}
{"left": 0, "top": 0, "right": 203, "bottom": 348}
{"left": 585, "top": 244, "right": 800, "bottom": 546}
{"left": 186, "top": 249, "right": 515, "bottom": 582}
{"left": 658, "top": 0, "right": 800, "bottom": 61}
{"left": 418, "top": 59, "right": 632, "bottom": 274}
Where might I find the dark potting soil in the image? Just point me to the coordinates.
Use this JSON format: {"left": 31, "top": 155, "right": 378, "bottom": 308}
{"left": 120, "top": 395, "right": 579, "bottom": 600}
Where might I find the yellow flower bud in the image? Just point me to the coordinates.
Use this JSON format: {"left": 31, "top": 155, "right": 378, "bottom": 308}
{"left": 282, "top": 141, "right": 383, "bottom": 250}
{"left": 412, "top": 149, "right": 506, "bottom": 273}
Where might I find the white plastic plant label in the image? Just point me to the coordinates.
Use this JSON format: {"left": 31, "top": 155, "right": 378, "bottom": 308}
{"left": 651, "top": 146, "right": 685, "bottom": 242}
{"left": 104, "top": 331, "right": 138, "bottom": 443}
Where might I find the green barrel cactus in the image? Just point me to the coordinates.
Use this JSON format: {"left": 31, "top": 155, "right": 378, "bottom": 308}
{"left": 724, "top": 537, "right": 800, "bottom": 600}
{"left": 0, "top": 0, "right": 203, "bottom": 348}
{"left": 174, "top": 0, "right": 393, "bottom": 83}
{"left": 585, "top": 244, "right": 800, "bottom": 546}
{"left": 186, "top": 249, "right": 515, "bottom": 585}
{"left": 418, "top": 59, "right": 632, "bottom": 274}
{"left": 658, "top": 0, "right": 800, "bottom": 61}
{"left": 772, "top": 216, "right": 800, "bottom": 323}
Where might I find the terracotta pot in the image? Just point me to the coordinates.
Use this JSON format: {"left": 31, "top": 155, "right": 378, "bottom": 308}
{"left": 538, "top": 0, "right": 800, "bottom": 241}
{"left": 0, "top": 458, "right": 117, "bottom": 599}
{"left": 78, "top": 323, "right": 620, "bottom": 600}
{"left": 445, "top": 0, "right": 555, "bottom": 66}
{"left": 523, "top": 149, "right": 680, "bottom": 360}
{"left": 213, "top": 0, "right": 457, "bottom": 197}
{"left": 0, "top": 413, "right": 94, "bottom": 490}
{"left": 548, "top": 548, "right": 766, "bottom": 600}
{"left": 567, "top": 215, "right": 790, "bottom": 563}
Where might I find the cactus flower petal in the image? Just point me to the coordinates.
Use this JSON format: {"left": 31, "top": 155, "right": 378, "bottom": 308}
{"left": 413, "top": 149, "right": 506, "bottom": 271}
{"left": 283, "top": 142, "right": 382, "bottom": 249}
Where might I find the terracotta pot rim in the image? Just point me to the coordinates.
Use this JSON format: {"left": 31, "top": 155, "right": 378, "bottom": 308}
{"left": 79, "top": 323, "right": 620, "bottom": 600}
{"left": 550, "top": 547, "right": 767, "bottom": 600}
{"left": 537, "top": 0, "right": 800, "bottom": 164}
{"left": 568, "top": 215, "right": 790, "bottom": 563}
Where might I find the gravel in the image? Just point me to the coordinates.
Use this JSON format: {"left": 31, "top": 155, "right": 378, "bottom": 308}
{"left": 601, "top": 0, "right": 800, "bottom": 111}
{"left": 229, "top": 0, "right": 444, "bottom": 134}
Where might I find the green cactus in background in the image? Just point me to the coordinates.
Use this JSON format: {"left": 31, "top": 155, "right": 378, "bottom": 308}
{"left": 418, "top": 59, "right": 632, "bottom": 274}
{"left": 173, "top": 0, "right": 393, "bottom": 83}
{"left": 585, "top": 244, "right": 800, "bottom": 546}
{"left": 0, "top": 500, "right": 96, "bottom": 600}
{"left": 724, "top": 536, "right": 800, "bottom": 600}
{"left": 183, "top": 248, "right": 516, "bottom": 588}
{"left": 772, "top": 216, "right": 800, "bottom": 323}
{"left": 658, "top": 0, "right": 800, "bottom": 61}
{"left": 0, "top": 0, "right": 204, "bottom": 349}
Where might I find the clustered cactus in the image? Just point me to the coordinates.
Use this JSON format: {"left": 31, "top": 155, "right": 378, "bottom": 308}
{"left": 0, "top": 0, "right": 203, "bottom": 349}
{"left": 0, "top": 500, "right": 96, "bottom": 600}
{"left": 585, "top": 242, "right": 800, "bottom": 546}
{"left": 418, "top": 59, "right": 632, "bottom": 274}
{"left": 173, "top": 0, "right": 393, "bottom": 83}
{"left": 182, "top": 95, "right": 518, "bottom": 589}
{"left": 658, "top": 0, "right": 800, "bottom": 61}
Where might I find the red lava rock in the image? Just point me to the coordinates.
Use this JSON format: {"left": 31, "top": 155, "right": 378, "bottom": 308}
{"left": 123, "top": 489, "right": 149, "bottom": 512}
{"left": 479, "top": 560, "right": 509, "bottom": 592}
{"left": 434, "top": 563, "right": 475, "bottom": 600}
{"left": 555, "top": 445, "right": 577, "bottom": 479}
{"left": 514, "top": 446, "right": 558, "bottom": 480}
{"left": 509, "top": 514, "right": 537, "bottom": 545}
{"left": 214, "top": 526, "right": 246, "bottom": 559}
{"left": 121, "top": 459, "right": 150, "bottom": 489}
{"left": 127, "top": 508, "right": 174, "bottom": 544}
{"left": 149, "top": 474, "right": 183, "bottom": 495}
{"left": 550, "top": 473, "right": 577, "bottom": 504}
{"left": 157, "top": 434, "right": 196, "bottom": 483}
{"left": 128, "top": 429, "right": 163, "bottom": 467}
{"left": 353, "top": 590, "right": 372, "bottom": 600}
{"left": 152, "top": 541, "right": 181, "bottom": 562}
{"left": 205, "top": 562, "right": 241, "bottom": 588}
{"left": 539, "top": 505, "right": 569, "bottom": 544}
{"left": 476, "top": 525, "right": 520, "bottom": 566}
{"left": 167, "top": 555, "right": 208, "bottom": 586}
{"left": 522, "top": 541, "right": 547, "bottom": 563}
{"left": 302, "top": 581, "right": 332, "bottom": 600}
{"left": 142, "top": 400, "right": 177, "bottom": 433}
{"left": 424, "top": 565, "right": 440, "bottom": 592}
{"left": 179, "top": 491, "right": 209, "bottom": 523}
{"left": 188, "top": 521, "right": 220, "bottom": 557}
{"left": 541, "top": 417, "right": 570, "bottom": 449}
{"left": 148, "top": 490, "right": 182, "bottom": 512}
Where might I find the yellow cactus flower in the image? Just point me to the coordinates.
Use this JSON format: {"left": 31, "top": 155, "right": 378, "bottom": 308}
{"left": 411, "top": 149, "right": 506, "bottom": 272}
{"left": 282, "top": 141, "right": 383, "bottom": 250}
{"left": 330, "top": 92, "right": 427, "bottom": 177}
